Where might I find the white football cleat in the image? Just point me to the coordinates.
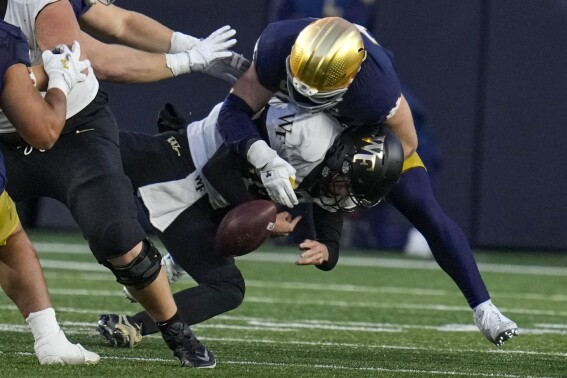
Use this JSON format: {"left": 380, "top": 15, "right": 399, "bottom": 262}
{"left": 123, "top": 253, "right": 186, "bottom": 303}
{"left": 473, "top": 300, "right": 518, "bottom": 346}
{"left": 34, "top": 329, "right": 100, "bottom": 365}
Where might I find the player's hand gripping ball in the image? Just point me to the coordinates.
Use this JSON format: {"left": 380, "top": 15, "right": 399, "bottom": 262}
{"left": 215, "top": 200, "right": 277, "bottom": 256}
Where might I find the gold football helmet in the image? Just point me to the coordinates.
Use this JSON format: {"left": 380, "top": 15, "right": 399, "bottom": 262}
{"left": 286, "top": 17, "right": 367, "bottom": 112}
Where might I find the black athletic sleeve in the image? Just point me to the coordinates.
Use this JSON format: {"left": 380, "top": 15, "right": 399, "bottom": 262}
{"left": 312, "top": 205, "right": 343, "bottom": 271}
{"left": 202, "top": 144, "right": 254, "bottom": 206}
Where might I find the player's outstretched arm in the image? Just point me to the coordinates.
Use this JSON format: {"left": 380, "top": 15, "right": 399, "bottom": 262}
{"left": 309, "top": 205, "right": 342, "bottom": 271}
{"left": 384, "top": 94, "right": 418, "bottom": 160}
{"left": 79, "top": 4, "right": 174, "bottom": 53}
{"left": 165, "top": 25, "right": 237, "bottom": 77}
{"left": 79, "top": 31, "right": 173, "bottom": 83}
{"left": 217, "top": 65, "right": 297, "bottom": 207}
{"left": 80, "top": 4, "right": 249, "bottom": 84}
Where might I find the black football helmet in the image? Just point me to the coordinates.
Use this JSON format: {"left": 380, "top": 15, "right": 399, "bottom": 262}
{"left": 317, "top": 124, "right": 404, "bottom": 211}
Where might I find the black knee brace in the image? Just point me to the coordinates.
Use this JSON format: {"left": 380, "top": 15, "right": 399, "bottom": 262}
{"left": 104, "top": 239, "right": 162, "bottom": 289}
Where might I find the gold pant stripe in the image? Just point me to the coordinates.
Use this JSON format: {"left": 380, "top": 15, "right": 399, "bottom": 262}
{"left": 402, "top": 152, "right": 427, "bottom": 172}
{"left": 0, "top": 191, "right": 20, "bottom": 246}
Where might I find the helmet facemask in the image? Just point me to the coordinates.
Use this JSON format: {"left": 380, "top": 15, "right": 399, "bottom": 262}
{"left": 318, "top": 165, "right": 357, "bottom": 212}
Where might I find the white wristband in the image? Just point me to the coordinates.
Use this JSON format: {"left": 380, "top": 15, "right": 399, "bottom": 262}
{"left": 165, "top": 52, "right": 191, "bottom": 76}
{"left": 247, "top": 140, "right": 277, "bottom": 169}
{"left": 47, "top": 77, "right": 70, "bottom": 97}
{"left": 169, "top": 31, "right": 199, "bottom": 54}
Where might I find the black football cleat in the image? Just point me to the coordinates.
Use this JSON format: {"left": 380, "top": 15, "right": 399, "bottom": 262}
{"left": 161, "top": 321, "right": 216, "bottom": 368}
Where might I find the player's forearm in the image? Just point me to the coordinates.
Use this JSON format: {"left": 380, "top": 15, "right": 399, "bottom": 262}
{"left": 217, "top": 93, "right": 263, "bottom": 157}
{"left": 90, "top": 47, "right": 173, "bottom": 83}
{"left": 218, "top": 66, "right": 274, "bottom": 157}
{"left": 31, "top": 65, "right": 48, "bottom": 91}
{"left": 81, "top": 5, "right": 173, "bottom": 53}
{"left": 2, "top": 86, "right": 66, "bottom": 150}
{"left": 113, "top": 10, "right": 173, "bottom": 53}
{"left": 385, "top": 95, "right": 418, "bottom": 159}
{"left": 33, "top": 89, "right": 68, "bottom": 148}
{"left": 312, "top": 205, "right": 342, "bottom": 271}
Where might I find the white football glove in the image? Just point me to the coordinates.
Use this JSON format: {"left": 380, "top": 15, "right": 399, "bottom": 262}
{"left": 202, "top": 52, "right": 250, "bottom": 84}
{"left": 169, "top": 31, "right": 199, "bottom": 53}
{"left": 248, "top": 140, "right": 298, "bottom": 208}
{"left": 165, "top": 25, "right": 237, "bottom": 76}
{"left": 42, "top": 41, "right": 90, "bottom": 97}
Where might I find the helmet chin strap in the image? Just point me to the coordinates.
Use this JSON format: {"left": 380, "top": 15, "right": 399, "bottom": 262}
{"left": 287, "top": 92, "right": 342, "bottom": 113}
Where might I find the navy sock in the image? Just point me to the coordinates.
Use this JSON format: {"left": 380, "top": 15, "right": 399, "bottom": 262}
{"left": 387, "top": 168, "right": 490, "bottom": 308}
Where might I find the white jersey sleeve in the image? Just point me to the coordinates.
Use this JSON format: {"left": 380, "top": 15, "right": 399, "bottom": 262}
{"left": 185, "top": 102, "right": 230, "bottom": 209}
{"left": 264, "top": 99, "right": 343, "bottom": 189}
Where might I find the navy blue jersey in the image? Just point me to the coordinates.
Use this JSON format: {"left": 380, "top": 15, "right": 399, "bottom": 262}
{"left": 69, "top": 0, "right": 92, "bottom": 19}
{"left": 0, "top": 20, "right": 31, "bottom": 92}
{"left": 255, "top": 18, "right": 401, "bottom": 124}
{"left": 0, "top": 20, "right": 31, "bottom": 192}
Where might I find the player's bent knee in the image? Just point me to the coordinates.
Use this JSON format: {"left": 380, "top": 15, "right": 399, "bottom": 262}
{"left": 85, "top": 216, "right": 147, "bottom": 256}
{"left": 104, "top": 239, "right": 162, "bottom": 289}
{"left": 224, "top": 271, "right": 246, "bottom": 308}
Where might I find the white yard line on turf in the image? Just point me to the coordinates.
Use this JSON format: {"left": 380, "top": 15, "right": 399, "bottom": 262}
{"left": 3, "top": 352, "right": 530, "bottom": 377}
{"left": 3, "top": 325, "right": 567, "bottom": 359}
{"left": 35, "top": 243, "right": 567, "bottom": 277}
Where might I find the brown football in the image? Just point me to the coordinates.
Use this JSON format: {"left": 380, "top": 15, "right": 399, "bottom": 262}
{"left": 214, "top": 200, "right": 277, "bottom": 256}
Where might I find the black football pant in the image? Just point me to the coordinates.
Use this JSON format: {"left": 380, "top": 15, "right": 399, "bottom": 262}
{"left": 119, "top": 130, "right": 245, "bottom": 334}
{"left": 0, "top": 90, "right": 146, "bottom": 261}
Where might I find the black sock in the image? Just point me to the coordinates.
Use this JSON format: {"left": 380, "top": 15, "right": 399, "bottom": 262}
{"left": 156, "top": 312, "right": 181, "bottom": 333}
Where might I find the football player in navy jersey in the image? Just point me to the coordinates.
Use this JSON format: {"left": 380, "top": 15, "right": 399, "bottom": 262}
{"left": 96, "top": 99, "right": 403, "bottom": 348}
{"left": 0, "top": 20, "right": 98, "bottom": 365}
{"left": 216, "top": 17, "right": 517, "bottom": 346}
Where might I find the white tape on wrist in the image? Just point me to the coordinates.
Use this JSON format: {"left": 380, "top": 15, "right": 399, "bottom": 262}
{"left": 165, "top": 52, "right": 191, "bottom": 76}
{"left": 47, "top": 77, "right": 69, "bottom": 97}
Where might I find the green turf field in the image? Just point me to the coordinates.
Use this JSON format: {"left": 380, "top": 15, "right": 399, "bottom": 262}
{"left": 1, "top": 231, "right": 566, "bottom": 377}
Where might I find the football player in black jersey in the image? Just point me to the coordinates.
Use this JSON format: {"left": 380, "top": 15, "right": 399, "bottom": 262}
{"left": 0, "top": 0, "right": 247, "bottom": 367}
{"left": 97, "top": 100, "right": 403, "bottom": 348}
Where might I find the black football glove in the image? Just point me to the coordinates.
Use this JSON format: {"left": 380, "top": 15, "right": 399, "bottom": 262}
{"left": 157, "top": 103, "right": 188, "bottom": 133}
